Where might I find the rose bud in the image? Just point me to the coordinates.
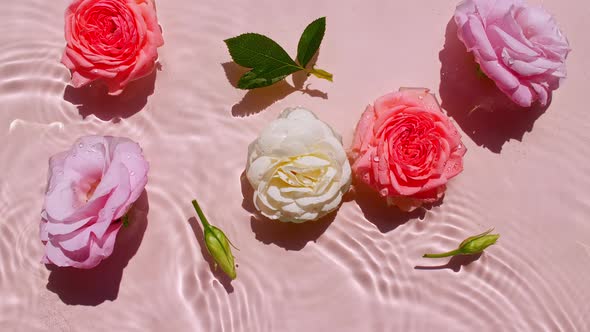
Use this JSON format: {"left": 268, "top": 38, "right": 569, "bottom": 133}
{"left": 191, "top": 199, "right": 237, "bottom": 280}
{"left": 423, "top": 229, "right": 500, "bottom": 258}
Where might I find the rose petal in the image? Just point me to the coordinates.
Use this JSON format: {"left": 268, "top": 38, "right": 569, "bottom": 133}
{"left": 41, "top": 135, "right": 148, "bottom": 269}
{"left": 247, "top": 108, "right": 350, "bottom": 222}
{"left": 455, "top": 0, "right": 569, "bottom": 106}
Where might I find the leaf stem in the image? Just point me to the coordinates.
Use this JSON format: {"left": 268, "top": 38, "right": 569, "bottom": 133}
{"left": 423, "top": 249, "right": 462, "bottom": 258}
{"left": 308, "top": 67, "right": 333, "bottom": 82}
{"left": 192, "top": 199, "right": 210, "bottom": 228}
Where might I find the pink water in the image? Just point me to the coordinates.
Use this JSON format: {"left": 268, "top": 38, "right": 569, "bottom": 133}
{"left": 1, "top": 0, "right": 589, "bottom": 331}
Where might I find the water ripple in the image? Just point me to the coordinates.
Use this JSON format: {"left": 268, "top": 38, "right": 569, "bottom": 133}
{"left": 1, "top": 0, "right": 589, "bottom": 330}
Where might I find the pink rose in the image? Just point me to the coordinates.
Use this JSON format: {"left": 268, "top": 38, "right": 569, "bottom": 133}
{"left": 454, "top": 0, "right": 570, "bottom": 107}
{"left": 40, "top": 136, "right": 149, "bottom": 269}
{"left": 61, "top": 0, "right": 164, "bottom": 95}
{"left": 350, "top": 88, "right": 466, "bottom": 212}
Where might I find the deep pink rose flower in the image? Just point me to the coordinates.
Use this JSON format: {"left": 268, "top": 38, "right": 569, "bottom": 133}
{"left": 350, "top": 88, "right": 466, "bottom": 211}
{"left": 455, "top": 0, "right": 570, "bottom": 107}
{"left": 40, "top": 136, "right": 149, "bottom": 269}
{"left": 61, "top": 0, "right": 164, "bottom": 95}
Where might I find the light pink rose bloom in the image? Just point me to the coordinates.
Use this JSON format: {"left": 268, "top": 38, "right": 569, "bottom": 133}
{"left": 61, "top": 0, "right": 164, "bottom": 95}
{"left": 40, "top": 136, "right": 149, "bottom": 269}
{"left": 350, "top": 88, "right": 466, "bottom": 212}
{"left": 454, "top": 0, "right": 570, "bottom": 107}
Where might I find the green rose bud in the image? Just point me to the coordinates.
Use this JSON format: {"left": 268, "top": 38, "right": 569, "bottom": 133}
{"left": 192, "top": 199, "right": 237, "bottom": 279}
{"left": 458, "top": 229, "right": 500, "bottom": 255}
{"left": 423, "top": 229, "right": 500, "bottom": 259}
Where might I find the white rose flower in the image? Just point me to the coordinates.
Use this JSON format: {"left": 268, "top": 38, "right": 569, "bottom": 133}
{"left": 246, "top": 107, "right": 352, "bottom": 223}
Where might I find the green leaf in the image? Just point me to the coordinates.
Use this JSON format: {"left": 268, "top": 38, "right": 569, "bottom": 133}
{"left": 122, "top": 214, "right": 130, "bottom": 228}
{"left": 224, "top": 33, "right": 302, "bottom": 89}
{"left": 297, "top": 17, "right": 326, "bottom": 68}
{"left": 238, "top": 66, "right": 298, "bottom": 89}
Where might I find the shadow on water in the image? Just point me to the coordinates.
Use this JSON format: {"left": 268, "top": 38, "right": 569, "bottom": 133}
{"left": 46, "top": 190, "right": 149, "bottom": 306}
{"left": 222, "top": 62, "right": 328, "bottom": 117}
{"left": 414, "top": 253, "right": 483, "bottom": 272}
{"left": 63, "top": 66, "right": 160, "bottom": 122}
{"left": 352, "top": 179, "right": 441, "bottom": 234}
{"left": 249, "top": 213, "right": 336, "bottom": 251}
{"left": 438, "top": 19, "right": 549, "bottom": 153}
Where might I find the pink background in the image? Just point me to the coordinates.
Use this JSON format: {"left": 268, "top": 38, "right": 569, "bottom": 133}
{"left": 1, "top": 0, "right": 589, "bottom": 331}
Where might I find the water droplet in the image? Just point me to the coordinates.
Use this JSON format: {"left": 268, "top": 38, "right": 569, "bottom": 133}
{"left": 57, "top": 171, "right": 64, "bottom": 176}
{"left": 418, "top": 95, "right": 424, "bottom": 100}
{"left": 379, "top": 188, "right": 388, "bottom": 197}
{"left": 78, "top": 143, "right": 84, "bottom": 148}
{"left": 457, "top": 144, "right": 463, "bottom": 150}
{"left": 127, "top": 154, "right": 131, "bottom": 159}
{"left": 507, "top": 58, "right": 514, "bottom": 66}
{"left": 373, "top": 156, "right": 380, "bottom": 162}
{"left": 129, "top": 171, "right": 135, "bottom": 176}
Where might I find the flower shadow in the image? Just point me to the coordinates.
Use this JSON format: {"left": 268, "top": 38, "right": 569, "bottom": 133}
{"left": 353, "top": 181, "right": 429, "bottom": 234}
{"left": 414, "top": 253, "right": 483, "bottom": 272}
{"left": 438, "top": 18, "right": 549, "bottom": 153}
{"left": 63, "top": 66, "right": 160, "bottom": 122}
{"left": 186, "top": 217, "right": 234, "bottom": 294}
{"left": 222, "top": 62, "right": 328, "bottom": 117}
{"left": 45, "top": 190, "right": 149, "bottom": 306}
{"left": 240, "top": 171, "right": 335, "bottom": 250}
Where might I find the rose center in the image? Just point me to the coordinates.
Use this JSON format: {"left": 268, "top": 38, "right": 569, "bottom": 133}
{"left": 85, "top": 179, "right": 101, "bottom": 202}
{"left": 106, "top": 18, "right": 118, "bottom": 34}
{"left": 278, "top": 167, "right": 322, "bottom": 188}
{"left": 81, "top": 5, "right": 138, "bottom": 52}
{"left": 387, "top": 119, "right": 439, "bottom": 170}
{"left": 272, "top": 154, "right": 332, "bottom": 191}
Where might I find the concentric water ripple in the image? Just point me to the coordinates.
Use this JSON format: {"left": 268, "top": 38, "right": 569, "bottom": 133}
{"left": 1, "top": 0, "right": 590, "bottom": 331}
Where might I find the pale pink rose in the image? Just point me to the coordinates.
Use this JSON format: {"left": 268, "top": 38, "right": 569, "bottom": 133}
{"left": 61, "top": 0, "right": 164, "bottom": 95}
{"left": 40, "top": 136, "right": 149, "bottom": 269}
{"left": 454, "top": 0, "right": 570, "bottom": 107}
{"left": 350, "top": 88, "right": 466, "bottom": 212}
